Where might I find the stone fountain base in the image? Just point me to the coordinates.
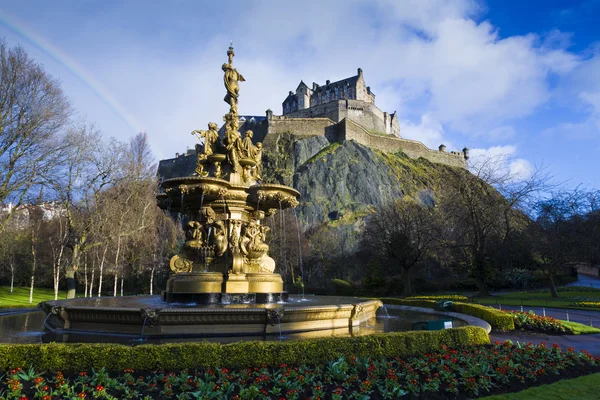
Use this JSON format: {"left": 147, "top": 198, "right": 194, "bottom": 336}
{"left": 38, "top": 296, "right": 383, "bottom": 339}
{"left": 163, "top": 271, "right": 285, "bottom": 304}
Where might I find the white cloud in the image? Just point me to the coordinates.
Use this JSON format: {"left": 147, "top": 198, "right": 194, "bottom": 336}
{"left": 400, "top": 114, "right": 450, "bottom": 150}
{"left": 469, "top": 145, "right": 533, "bottom": 182}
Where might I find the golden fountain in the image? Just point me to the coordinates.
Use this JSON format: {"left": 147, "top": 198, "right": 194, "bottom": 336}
{"left": 157, "top": 44, "right": 300, "bottom": 304}
{"left": 38, "top": 46, "right": 381, "bottom": 341}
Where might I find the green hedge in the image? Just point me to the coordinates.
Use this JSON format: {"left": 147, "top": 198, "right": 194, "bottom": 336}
{"left": 380, "top": 298, "right": 514, "bottom": 332}
{"left": 0, "top": 326, "right": 489, "bottom": 372}
{"left": 407, "top": 295, "right": 469, "bottom": 301}
{"left": 450, "top": 303, "right": 514, "bottom": 331}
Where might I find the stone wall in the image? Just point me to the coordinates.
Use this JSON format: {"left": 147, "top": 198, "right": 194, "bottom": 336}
{"left": 263, "top": 116, "right": 336, "bottom": 148}
{"left": 157, "top": 153, "right": 197, "bottom": 180}
{"left": 341, "top": 119, "right": 466, "bottom": 168}
{"left": 285, "top": 99, "right": 399, "bottom": 137}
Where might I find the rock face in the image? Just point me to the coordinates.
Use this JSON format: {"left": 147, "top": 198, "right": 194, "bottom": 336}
{"left": 272, "top": 136, "right": 460, "bottom": 227}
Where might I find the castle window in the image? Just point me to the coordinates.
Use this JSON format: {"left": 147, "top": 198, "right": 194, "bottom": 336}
{"left": 325, "top": 91, "right": 330, "bottom": 102}
{"left": 335, "top": 87, "right": 339, "bottom": 99}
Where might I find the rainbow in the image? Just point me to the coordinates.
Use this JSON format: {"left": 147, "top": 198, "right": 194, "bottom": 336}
{"left": 0, "top": 10, "right": 145, "bottom": 134}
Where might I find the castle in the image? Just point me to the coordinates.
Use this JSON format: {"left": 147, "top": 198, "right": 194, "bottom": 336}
{"left": 282, "top": 68, "right": 400, "bottom": 137}
{"left": 158, "top": 68, "right": 469, "bottom": 179}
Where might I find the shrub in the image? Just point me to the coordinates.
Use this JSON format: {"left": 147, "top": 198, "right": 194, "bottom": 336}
{"left": 0, "top": 327, "right": 489, "bottom": 372}
{"left": 331, "top": 279, "right": 353, "bottom": 295}
{"left": 576, "top": 301, "right": 600, "bottom": 308}
{"left": 407, "top": 295, "right": 469, "bottom": 301}
{"left": 451, "top": 302, "right": 515, "bottom": 331}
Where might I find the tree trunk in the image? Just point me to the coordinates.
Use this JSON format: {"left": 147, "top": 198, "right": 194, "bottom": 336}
{"left": 548, "top": 274, "right": 559, "bottom": 298}
{"left": 403, "top": 267, "right": 412, "bottom": 296}
{"left": 474, "top": 255, "right": 490, "bottom": 296}
{"left": 150, "top": 265, "right": 155, "bottom": 295}
{"left": 120, "top": 265, "right": 124, "bottom": 296}
{"left": 53, "top": 238, "right": 65, "bottom": 300}
{"left": 30, "top": 238, "right": 37, "bottom": 304}
{"left": 113, "top": 237, "right": 121, "bottom": 297}
{"left": 83, "top": 254, "right": 88, "bottom": 298}
{"left": 66, "top": 243, "right": 81, "bottom": 299}
{"left": 9, "top": 260, "right": 14, "bottom": 293}
{"left": 89, "top": 257, "right": 95, "bottom": 297}
{"left": 98, "top": 245, "right": 108, "bottom": 296}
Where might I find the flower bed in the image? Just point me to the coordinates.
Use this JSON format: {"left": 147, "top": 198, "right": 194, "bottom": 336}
{"left": 1, "top": 342, "right": 598, "bottom": 399}
{"left": 505, "top": 310, "right": 567, "bottom": 333}
{"left": 576, "top": 301, "right": 600, "bottom": 308}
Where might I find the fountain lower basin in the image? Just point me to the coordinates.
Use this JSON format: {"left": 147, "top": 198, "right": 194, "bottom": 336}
{"left": 39, "top": 296, "right": 382, "bottom": 339}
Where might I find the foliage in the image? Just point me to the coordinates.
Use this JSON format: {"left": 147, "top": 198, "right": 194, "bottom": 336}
{"left": 504, "top": 310, "right": 567, "bottom": 333}
{"left": 0, "top": 342, "right": 598, "bottom": 399}
{"left": 407, "top": 295, "right": 469, "bottom": 301}
{"left": 330, "top": 279, "right": 353, "bottom": 295}
{"left": 576, "top": 301, "right": 600, "bottom": 308}
{"left": 304, "top": 142, "right": 340, "bottom": 164}
{"left": 0, "top": 327, "right": 488, "bottom": 372}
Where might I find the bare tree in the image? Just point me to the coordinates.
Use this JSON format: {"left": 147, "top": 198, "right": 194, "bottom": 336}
{"left": 48, "top": 124, "right": 123, "bottom": 298}
{"left": 437, "top": 155, "right": 550, "bottom": 296}
{"left": 0, "top": 39, "right": 71, "bottom": 231}
{"left": 362, "top": 198, "right": 436, "bottom": 295}
{"left": 532, "top": 188, "right": 599, "bottom": 297}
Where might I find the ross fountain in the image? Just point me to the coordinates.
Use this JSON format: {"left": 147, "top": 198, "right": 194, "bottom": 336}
{"left": 38, "top": 45, "right": 382, "bottom": 341}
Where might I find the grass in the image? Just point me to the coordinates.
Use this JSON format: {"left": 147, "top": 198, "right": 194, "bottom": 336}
{"left": 474, "top": 287, "right": 600, "bottom": 310}
{"left": 0, "top": 286, "right": 67, "bottom": 309}
{"left": 481, "top": 373, "right": 600, "bottom": 399}
{"left": 562, "top": 320, "right": 600, "bottom": 335}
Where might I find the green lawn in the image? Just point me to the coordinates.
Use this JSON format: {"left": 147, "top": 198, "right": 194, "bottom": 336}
{"left": 481, "top": 373, "right": 600, "bottom": 399}
{"left": 0, "top": 286, "right": 67, "bottom": 309}
{"left": 473, "top": 287, "right": 600, "bottom": 310}
{"left": 561, "top": 320, "right": 600, "bottom": 334}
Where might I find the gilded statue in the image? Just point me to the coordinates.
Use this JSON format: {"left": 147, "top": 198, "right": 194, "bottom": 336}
{"left": 222, "top": 45, "right": 245, "bottom": 107}
{"left": 240, "top": 130, "right": 257, "bottom": 159}
{"left": 253, "top": 142, "right": 263, "bottom": 180}
{"left": 192, "top": 122, "right": 220, "bottom": 157}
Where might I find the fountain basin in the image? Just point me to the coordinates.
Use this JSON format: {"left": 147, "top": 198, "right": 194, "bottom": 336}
{"left": 39, "top": 296, "right": 382, "bottom": 338}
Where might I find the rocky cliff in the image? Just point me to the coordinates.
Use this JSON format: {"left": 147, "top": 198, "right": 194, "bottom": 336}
{"left": 262, "top": 134, "right": 465, "bottom": 229}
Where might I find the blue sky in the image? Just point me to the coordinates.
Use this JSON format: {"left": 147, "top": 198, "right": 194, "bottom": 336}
{"left": 0, "top": 0, "right": 598, "bottom": 189}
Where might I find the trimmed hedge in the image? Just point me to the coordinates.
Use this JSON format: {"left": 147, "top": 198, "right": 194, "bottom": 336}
{"left": 380, "top": 298, "right": 514, "bottom": 331}
{"left": 407, "top": 295, "right": 469, "bottom": 301}
{"left": 450, "top": 303, "right": 514, "bottom": 331}
{"left": 0, "top": 326, "right": 489, "bottom": 372}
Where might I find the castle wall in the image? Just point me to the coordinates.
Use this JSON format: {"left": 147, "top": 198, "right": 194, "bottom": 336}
{"left": 262, "top": 116, "right": 336, "bottom": 148}
{"left": 157, "top": 153, "right": 197, "bottom": 180}
{"left": 341, "top": 119, "right": 466, "bottom": 168}
{"left": 285, "top": 99, "right": 400, "bottom": 137}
